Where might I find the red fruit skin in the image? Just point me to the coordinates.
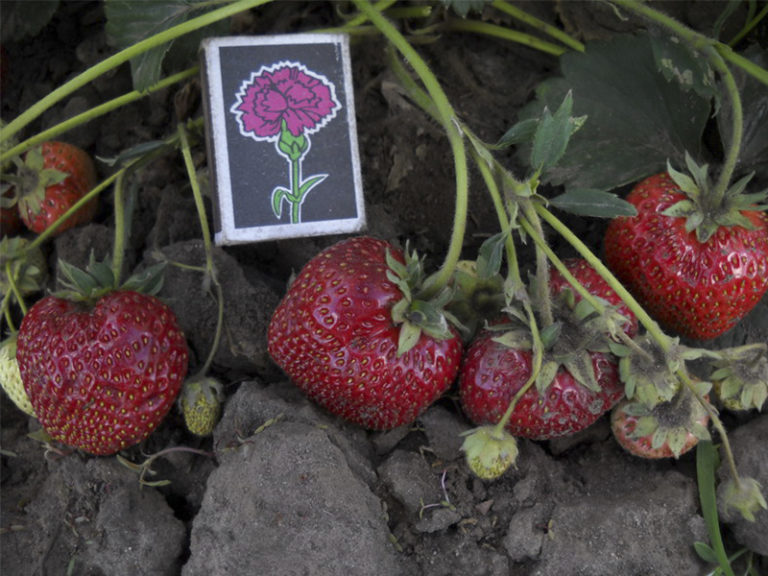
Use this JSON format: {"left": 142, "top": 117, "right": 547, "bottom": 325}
{"left": 549, "top": 257, "right": 638, "bottom": 337}
{"left": 610, "top": 398, "right": 709, "bottom": 459}
{"left": 267, "top": 236, "right": 464, "bottom": 430}
{"left": 17, "top": 291, "right": 189, "bottom": 455}
{"left": 19, "top": 141, "right": 98, "bottom": 235}
{"left": 604, "top": 173, "right": 768, "bottom": 340}
{"left": 459, "top": 332, "right": 624, "bottom": 440}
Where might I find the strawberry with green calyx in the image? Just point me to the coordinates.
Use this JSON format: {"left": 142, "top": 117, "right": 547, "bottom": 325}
{"left": 267, "top": 236, "right": 464, "bottom": 431}
{"left": 610, "top": 384, "right": 711, "bottom": 459}
{"left": 604, "top": 154, "right": 768, "bottom": 341}
{"left": 460, "top": 425, "right": 519, "bottom": 481}
{"left": 4, "top": 141, "right": 97, "bottom": 236}
{"left": 459, "top": 260, "right": 632, "bottom": 441}
{"left": 717, "top": 476, "right": 768, "bottom": 524}
{"left": 710, "top": 343, "right": 768, "bottom": 412}
{"left": 611, "top": 332, "right": 713, "bottom": 409}
{"left": 179, "top": 375, "right": 223, "bottom": 437}
{"left": 0, "top": 335, "right": 35, "bottom": 416}
{"left": 16, "top": 257, "right": 188, "bottom": 456}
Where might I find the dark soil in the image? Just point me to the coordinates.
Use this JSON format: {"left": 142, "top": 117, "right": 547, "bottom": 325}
{"left": 1, "top": 2, "right": 766, "bottom": 575}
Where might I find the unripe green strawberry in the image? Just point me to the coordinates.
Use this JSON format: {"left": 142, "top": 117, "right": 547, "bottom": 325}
{"left": 180, "top": 376, "right": 222, "bottom": 437}
{"left": 461, "top": 426, "right": 518, "bottom": 480}
{"left": 0, "top": 336, "right": 35, "bottom": 416}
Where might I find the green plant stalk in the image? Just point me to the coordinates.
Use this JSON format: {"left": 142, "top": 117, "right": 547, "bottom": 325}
{"left": 4, "top": 260, "right": 27, "bottom": 317}
{"left": 697, "top": 441, "right": 737, "bottom": 576}
{"left": 111, "top": 172, "right": 127, "bottom": 287}
{"left": 1, "top": 292, "right": 18, "bottom": 333}
{"left": 332, "top": 0, "right": 398, "bottom": 29}
{"left": 611, "top": 0, "right": 768, "bottom": 84}
{"left": 1, "top": 0, "right": 271, "bottom": 144}
{"left": 536, "top": 202, "right": 744, "bottom": 487}
{"left": 353, "top": 0, "right": 469, "bottom": 296}
{"left": 491, "top": 0, "right": 585, "bottom": 52}
{"left": 177, "top": 123, "right": 224, "bottom": 377}
{"left": 705, "top": 45, "right": 743, "bottom": 206}
{"left": 534, "top": 203, "right": 670, "bottom": 349}
{"left": 728, "top": 3, "right": 768, "bottom": 47}
{"left": 1, "top": 67, "right": 199, "bottom": 164}
{"left": 441, "top": 19, "right": 567, "bottom": 57}
{"left": 520, "top": 199, "right": 554, "bottom": 327}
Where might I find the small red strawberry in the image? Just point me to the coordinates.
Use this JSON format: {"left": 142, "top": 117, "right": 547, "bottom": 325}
{"left": 267, "top": 236, "right": 463, "bottom": 430}
{"left": 459, "top": 331, "right": 624, "bottom": 440}
{"left": 604, "top": 160, "right": 768, "bottom": 340}
{"left": 610, "top": 387, "right": 710, "bottom": 459}
{"left": 9, "top": 142, "right": 98, "bottom": 236}
{"left": 16, "top": 260, "right": 188, "bottom": 455}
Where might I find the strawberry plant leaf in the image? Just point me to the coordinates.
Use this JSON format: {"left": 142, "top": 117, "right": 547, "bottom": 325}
{"left": 104, "top": 0, "right": 221, "bottom": 92}
{"left": 649, "top": 32, "right": 717, "bottom": 104}
{"left": 497, "top": 118, "right": 539, "bottom": 147}
{"left": 515, "top": 33, "right": 711, "bottom": 192}
{"left": 530, "top": 91, "right": 584, "bottom": 174}
{"left": 549, "top": 188, "right": 637, "bottom": 218}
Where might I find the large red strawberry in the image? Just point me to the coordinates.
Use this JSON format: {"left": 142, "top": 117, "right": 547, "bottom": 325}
{"left": 604, "top": 165, "right": 768, "bottom": 340}
{"left": 17, "top": 287, "right": 188, "bottom": 456}
{"left": 10, "top": 141, "right": 98, "bottom": 235}
{"left": 267, "top": 236, "right": 463, "bottom": 430}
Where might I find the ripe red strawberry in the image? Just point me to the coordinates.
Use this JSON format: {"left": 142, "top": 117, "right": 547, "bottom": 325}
{"left": 604, "top": 169, "right": 768, "bottom": 340}
{"left": 12, "top": 142, "right": 98, "bottom": 235}
{"left": 459, "top": 332, "right": 624, "bottom": 440}
{"left": 267, "top": 236, "right": 463, "bottom": 430}
{"left": 549, "top": 257, "right": 638, "bottom": 338}
{"left": 17, "top": 290, "right": 189, "bottom": 455}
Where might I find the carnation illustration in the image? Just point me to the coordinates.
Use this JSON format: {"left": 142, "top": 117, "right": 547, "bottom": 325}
{"left": 231, "top": 61, "right": 341, "bottom": 224}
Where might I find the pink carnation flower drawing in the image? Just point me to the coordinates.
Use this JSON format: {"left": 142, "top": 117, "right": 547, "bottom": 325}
{"left": 231, "top": 62, "right": 341, "bottom": 224}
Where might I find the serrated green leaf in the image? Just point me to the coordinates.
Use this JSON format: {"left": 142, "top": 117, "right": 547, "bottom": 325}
{"left": 515, "top": 33, "right": 710, "bottom": 191}
{"left": 550, "top": 188, "right": 637, "bottom": 218}
{"left": 531, "top": 91, "right": 575, "bottom": 173}
{"left": 104, "top": 0, "right": 214, "bottom": 92}
{"left": 476, "top": 232, "right": 506, "bottom": 279}
{"left": 497, "top": 118, "right": 539, "bottom": 148}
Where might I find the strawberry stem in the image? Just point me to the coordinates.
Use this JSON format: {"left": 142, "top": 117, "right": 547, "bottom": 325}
{"left": 3, "top": 260, "right": 28, "bottom": 317}
{"left": 439, "top": 19, "right": 568, "bottom": 57}
{"left": 705, "top": 45, "right": 743, "bottom": 207}
{"left": 112, "top": 172, "right": 127, "bottom": 287}
{"left": 490, "top": 0, "right": 585, "bottom": 53}
{"left": 178, "top": 123, "right": 224, "bottom": 377}
{"left": 0, "top": 67, "right": 199, "bottom": 164}
{"left": 353, "top": 0, "right": 469, "bottom": 297}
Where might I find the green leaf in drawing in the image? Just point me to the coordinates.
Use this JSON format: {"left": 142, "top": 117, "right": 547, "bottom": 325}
{"left": 515, "top": 33, "right": 712, "bottom": 192}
